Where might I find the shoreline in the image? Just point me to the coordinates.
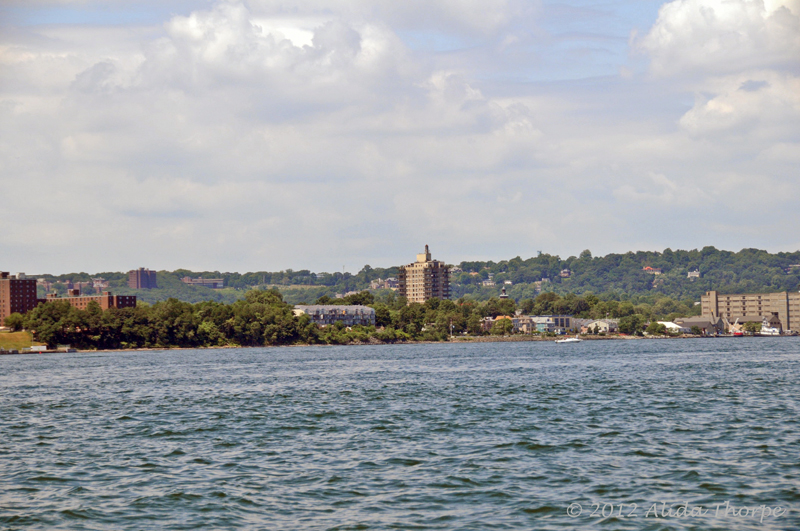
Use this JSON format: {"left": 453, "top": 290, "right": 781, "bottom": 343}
{"left": 2, "top": 332, "right": 783, "bottom": 356}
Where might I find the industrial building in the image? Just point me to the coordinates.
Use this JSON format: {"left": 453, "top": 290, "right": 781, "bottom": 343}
{"left": 181, "top": 276, "right": 225, "bottom": 289}
{"left": 701, "top": 290, "right": 800, "bottom": 333}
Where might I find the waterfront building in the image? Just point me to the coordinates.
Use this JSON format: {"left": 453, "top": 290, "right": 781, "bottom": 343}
{"left": 0, "top": 272, "right": 39, "bottom": 323}
{"left": 45, "top": 290, "right": 137, "bottom": 311}
{"left": 701, "top": 290, "right": 800, "bottom": 332}
{"left": 293, "top": 305, "right": 375, "bottom": 327}
{"left": 674, "top": 316, "right": 725, "bottom": 335}
{"left": 397, "top": 245, "right": 450, "bottom": 304}
{"left": 531, "top": 315, "right": 576, "bottom": 333}
{"left": 581, "top": 319, "right": 619, "bottom": 334}
{"left": 128, "top": 268, "right": 158, "bottom": 289}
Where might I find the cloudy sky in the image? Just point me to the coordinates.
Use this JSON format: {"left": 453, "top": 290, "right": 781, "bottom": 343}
{"left": 1, "top": 0, "right": 798, "bottom": 274}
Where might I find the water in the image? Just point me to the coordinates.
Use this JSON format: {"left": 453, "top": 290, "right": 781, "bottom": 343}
{"left": 1, "top": 338, "right": 799, "bottom": 530}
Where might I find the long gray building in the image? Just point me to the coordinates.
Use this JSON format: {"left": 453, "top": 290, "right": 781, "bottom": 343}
{"left": 293, "top": 305, "right": 375, "bottom": 327}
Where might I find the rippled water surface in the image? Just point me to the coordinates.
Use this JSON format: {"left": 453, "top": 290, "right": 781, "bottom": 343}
{"left": 2, "top": 338, "right": 799, "bottom": 530}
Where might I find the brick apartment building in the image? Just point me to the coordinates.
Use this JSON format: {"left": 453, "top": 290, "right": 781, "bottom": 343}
{"left": 45, "top": 290, "right": 137, "bottom": 311}
{"left": 128, "top": 268, "right": 158, "bottom": 289}
{"left": 0, "top": 272, "right": 39, "bottom": 323}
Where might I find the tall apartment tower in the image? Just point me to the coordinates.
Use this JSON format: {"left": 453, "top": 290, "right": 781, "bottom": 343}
{"left": 0, "top": 272, "right": 39, "bottom": 323}
{"left": 128, "top": 268, "right": 158, "bottom": 289}
{"left": 398, "top": 245, "right": 450, "bottom": 304}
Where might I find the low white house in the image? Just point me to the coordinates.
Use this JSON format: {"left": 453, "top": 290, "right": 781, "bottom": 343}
{"left": 657, "top": 321, "right": 691, "bottom": 334}
{"left": 581, "top": 319, "right": 619, "bottom": 334}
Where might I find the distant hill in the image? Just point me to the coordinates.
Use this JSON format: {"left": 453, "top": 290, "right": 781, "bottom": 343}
{"left": 28, "top": 247, "right": 800, "bottom": 305}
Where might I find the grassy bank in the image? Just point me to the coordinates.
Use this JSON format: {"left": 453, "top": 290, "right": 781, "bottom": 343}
{"left": 0, "top": 331, "right": 43, "bottom": 351}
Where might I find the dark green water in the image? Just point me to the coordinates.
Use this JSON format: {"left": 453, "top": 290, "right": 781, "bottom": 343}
{"left": 1, "top": 338, "right": 799, "bottom": 530}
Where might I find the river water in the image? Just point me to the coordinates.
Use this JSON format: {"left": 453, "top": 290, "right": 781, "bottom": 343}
{"left": 1, "top": 338, "right": 799, "bottom": 530}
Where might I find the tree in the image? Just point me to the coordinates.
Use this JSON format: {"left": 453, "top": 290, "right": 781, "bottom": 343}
{"left": 691, "top": 325, "right": 702, "bottom": 336}
{"left": 646, "top": 322, "right": 667, "bottom": 335}
{"left": 742, "top": 321, "right": 761, "bottom": 334}
{"left": 619, "top": 315, "right": 645, "bottom": 335}
{"left": 373, "top": 304, "right": 392, "bottom": 327}
{"left": 4, "top": 313, "right": 24, "bottom": 332}
{"left": 490, "top": 317, "right": 513, "bottom": 335}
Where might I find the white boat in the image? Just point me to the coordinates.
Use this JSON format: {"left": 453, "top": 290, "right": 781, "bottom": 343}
{"left": 760, "top": 320, "right": 781, "bottom": 336}
{"left": 555, "top": 335, "right": 582, "bottom": 344}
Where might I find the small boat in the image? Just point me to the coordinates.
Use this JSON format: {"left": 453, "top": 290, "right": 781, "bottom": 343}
{"left": 556, "top": 335, "right": 582, "bottom": 344}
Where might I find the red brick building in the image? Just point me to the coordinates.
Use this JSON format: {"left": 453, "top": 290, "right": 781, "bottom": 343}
{"left": 45, "top": 290, "right": 137, "bottom": 311}
{"left": 0, "top": 272, "right": 39, "bottom": 323}
{"left": 128, "top": 268, "right": 158, "bottom": 289}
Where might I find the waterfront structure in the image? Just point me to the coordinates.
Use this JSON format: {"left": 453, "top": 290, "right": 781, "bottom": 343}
{"left": 0, "top": 272, "right": 39, "bottom": 323}
{"left": 45, "top": 290, "right": 137, "bottom": 311}
{"left": 181, "top": 277, "right": 225, "bottom": 289}
{"left": 657, "top": 321, "right": 691, "bottom": 334}
{"left": 398, "top": 245, "right": 450, "bottom": 304}
{"left": 701, "top": 290, "right": 800, "bottom": 332}
{"left": 581, "top": 319, "right": 619, "bottom": 334}
{"left": 128, "top": 268, "right": 158, "bottom": 289}
{"left": 293, "top": 305, "right": 375, "bottom": 327}
{"left": 674, "top": 316, "right": 725, "bottom": 335}
{"left": 531, "top": 315, "right": 576, "bottom": 333}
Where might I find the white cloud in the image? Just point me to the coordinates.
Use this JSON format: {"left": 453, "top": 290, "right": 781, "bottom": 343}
{"left": 0, "top": 0, "right": 799, "bottom": 273}
{"left": 640, "top": 0, "right": 800, "bottom": 77}
{"left": 679, "top": 71, "right": 800, "bottom": 138}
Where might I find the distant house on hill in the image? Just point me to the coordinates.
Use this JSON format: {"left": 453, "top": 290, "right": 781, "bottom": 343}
{"left": 642, "top": 267, "right": 662, "bottom": 275}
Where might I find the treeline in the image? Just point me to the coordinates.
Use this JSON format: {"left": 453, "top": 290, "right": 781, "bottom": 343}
{"left": 30, "top": 247, "right": 800, "bottom": 307}
{"left": 6, "top": 289, "right": 699, "bottom": 350}
{"left": 453, "top": 247, "right": 800, "bottom": 300}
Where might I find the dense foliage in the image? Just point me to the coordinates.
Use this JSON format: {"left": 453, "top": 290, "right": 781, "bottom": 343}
{"left": 31, "top": 247, "right": 800, "bottom": 306}
{"left": 11, "top": 288, "right": 700, "bottom": 350}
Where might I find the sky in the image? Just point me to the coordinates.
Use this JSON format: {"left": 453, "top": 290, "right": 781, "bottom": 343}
{"left": 1, "top": 0, "right": 798, "bottom": 275}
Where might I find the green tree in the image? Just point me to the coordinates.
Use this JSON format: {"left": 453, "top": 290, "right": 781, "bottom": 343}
{"left": 742, "top": 321, "right": 761, "bottom": 334}
{"left": 4, "top": 313, "right": 24, "bottom": 332}
{"left": 619, "top": 314, "right": 645, "bottom": 335}
{"left": 490, "top": 317, "right": 514, "bottom": 335}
